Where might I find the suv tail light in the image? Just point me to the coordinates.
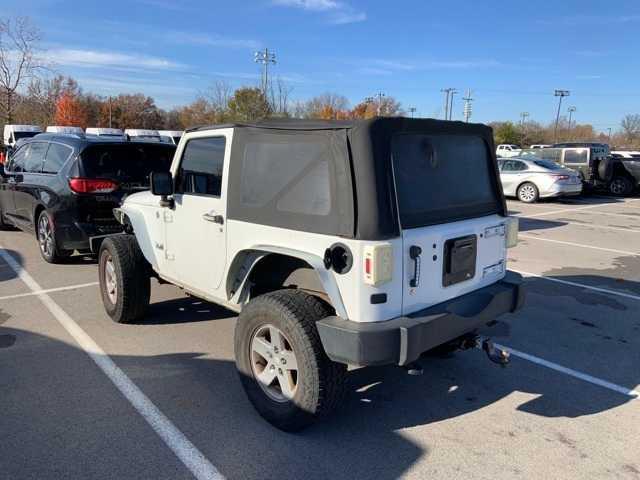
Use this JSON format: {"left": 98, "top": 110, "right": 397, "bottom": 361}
{"left": 69, "top": 178, "right": 118, "bottom": 194}
{"left": 363, "top": 244, "right": 393, "bottom": 286}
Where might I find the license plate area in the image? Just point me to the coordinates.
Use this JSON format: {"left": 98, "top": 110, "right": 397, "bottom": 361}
{"left": 443, "top": 234, "right": 477, "bottom": 287}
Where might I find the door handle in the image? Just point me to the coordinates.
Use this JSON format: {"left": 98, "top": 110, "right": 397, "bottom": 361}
{"left": 202, "top": 212, "right": 224, "bottom": 224}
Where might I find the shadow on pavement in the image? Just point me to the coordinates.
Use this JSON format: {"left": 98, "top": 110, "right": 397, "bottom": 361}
{"left": 1, "top": 323, "right": 636, "bottom": 480}
{"left": 140, "top": 297, "right": 233, "bottom": 325}
{"left": 0, "top": 248, "right": 22, "bottom": 283}
{"left": 518, "top": 218, "right": 568, "bottom": 232}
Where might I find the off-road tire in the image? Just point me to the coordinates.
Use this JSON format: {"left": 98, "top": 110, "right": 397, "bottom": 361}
{"left": 608, "top": 176, "right": 634, "bottom": 196}
{"left": 517, "top": 182, "right": 539, "bottom": 203}
{"left": 99, "top": 235, "right": 150, "bottom": 324}
{"left": 235, "top": 289, "right": 347, "bottom": 432}
{"left": 36, "top": 210, "right": 72, "bottom": 263}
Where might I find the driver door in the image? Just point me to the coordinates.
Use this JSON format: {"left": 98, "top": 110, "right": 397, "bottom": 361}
{"left": 163, "top": 129, "right": 233, "bottom": 296}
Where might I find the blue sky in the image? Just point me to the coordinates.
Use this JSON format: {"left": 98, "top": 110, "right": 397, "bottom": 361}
{"left": 3, "top": 0, "right": 640, "bottom": 131}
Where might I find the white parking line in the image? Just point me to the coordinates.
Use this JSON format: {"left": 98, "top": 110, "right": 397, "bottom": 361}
{"left": 512, "top": 269, "right": 640, "bottom": 302}
{"left": 0, "top": 282, "right": 98, "bottom": 301}
{"left": 516, "top": 198, "right": 640, "bottom": 218}
{"left": 495, "top": 344, "right": 639, "bottom": 398}
{"left": 519, "top": 234, "right": 639, "bottom": 256}
{"left": 0, "top": 247, "right": 224, "bottom": 480}
{"left": 522, "top": 219, "right": 640, "bottom": 234}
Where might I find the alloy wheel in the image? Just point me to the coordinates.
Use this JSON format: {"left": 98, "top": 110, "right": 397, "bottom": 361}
{"left": 38, "top": 215, "right": 54, "bottom": 258}
{"left": 519, "top": 184, "right": 537, "bottom": 202}
{"left": 250, "top": 324, "right": 299, "bottom": 402}
{"left": 103, "top": 254, "right": 118, "bottom": 305}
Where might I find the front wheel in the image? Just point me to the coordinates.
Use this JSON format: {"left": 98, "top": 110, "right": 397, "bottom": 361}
{"left": 517, "top": 182, "right": 539, "bottom": 203}
{"left": 99, "top": 235, "right": 150, "bottom": 324}
{"left": 234, "top": 290, "right": 347, "bottom": 431}
{"left": 37, "top": 210, "right": 72, "bottom": 263}
{"left": 609, "top": 176, "right": 634, "bottom": 196}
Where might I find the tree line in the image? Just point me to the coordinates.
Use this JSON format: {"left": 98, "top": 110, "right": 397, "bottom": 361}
{"left": 2, "top": 16, "right": 640, "bottom": 149}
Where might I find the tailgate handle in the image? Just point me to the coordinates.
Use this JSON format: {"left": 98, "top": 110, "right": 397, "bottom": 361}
{"left": 409, "top": 245, "right": 422, "bottom": 288}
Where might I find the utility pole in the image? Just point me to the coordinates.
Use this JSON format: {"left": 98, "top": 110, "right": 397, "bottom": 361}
{"left": 607, "top": 127, "right": 612, "bottom": 142}
{"left": 553, "top": 89, "right": 570, "bottom": 142}
{"left": 440, "top": 88, "right": 454, "bottom": 120}
{"left": 108, "top": 96, "right": 112, "bottom": 128}
{"left": 254, "top": 48, "right": 276, "bottom": 95}
{"left": 520, "top": 112, "right": 529, "bottom": 126}
{"left": 408, "top": 107, "right": 417, "bottom": 118}
{"left": 462, "top": 89, "right": 473, "bottom": 122}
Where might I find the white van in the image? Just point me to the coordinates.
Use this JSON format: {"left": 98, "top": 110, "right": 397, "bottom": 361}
{"left": 86, "top": 127, "right": 125, "bottom": 138}
{"left": 46, "top": 126, "right": 85, "bottom": 135}
{"left": 3, "top": 125, "right": 43, "bottom": 147}
{"left": 158, "top": 130, "right": 183, "bottom": 145}
{"left": 124, "top": 129, "right": 161, "bottom": 141}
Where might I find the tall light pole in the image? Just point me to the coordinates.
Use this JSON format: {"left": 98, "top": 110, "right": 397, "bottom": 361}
{"left": 553, "top": 89, "right": 570, "bottom": 142}
{"left": 254, "top": 48, "right": 276, "bottom": 95}
{"left": 567, "top": 106, "right": 576, "bottom": 131}
{"left": 462, "top": 89, "right": 473, "bottom": 122}
{"left": 375, "top": 92, "right": 385, "bottom": 116}
{"left": 448, "top": 88, "right": 458, "bottom": 121}
{"left": 408, "top": 107, "right": 417, "bottom": 118}
{"left": 607, "top": 127, "right": 612, "bottom": 142}
{"left": 520, "top": 111, "right": 529, "bottom": 126}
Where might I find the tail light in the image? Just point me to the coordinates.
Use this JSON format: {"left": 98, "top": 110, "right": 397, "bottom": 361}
{"left": 69, "top": 178, "right": 118, "bottom": 194}
{"left": 552, "top": 174, "right": 570, "bottom": 183}
{"left": 363, "top": 244, "right": 393, "bottom": 286}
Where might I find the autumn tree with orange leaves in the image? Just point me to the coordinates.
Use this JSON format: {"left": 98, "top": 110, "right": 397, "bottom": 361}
{"left": 54, "top": 92, "right": 88, "bottom": 127}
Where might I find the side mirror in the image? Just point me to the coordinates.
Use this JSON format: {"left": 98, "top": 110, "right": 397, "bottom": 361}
{"left": 150, "top": 171, "right": 174, "bottom": 207}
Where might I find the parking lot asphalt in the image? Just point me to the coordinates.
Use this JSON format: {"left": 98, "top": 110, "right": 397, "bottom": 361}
{"left": 1, "top": 195, "right": 640, "bottom": 480}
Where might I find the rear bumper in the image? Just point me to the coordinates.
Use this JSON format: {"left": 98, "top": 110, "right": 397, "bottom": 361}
{"left": 317, "top": 271, "right": 525, "bottom": 367}
{"left": 541, "top": 183, "right": 583, "bottom": 198}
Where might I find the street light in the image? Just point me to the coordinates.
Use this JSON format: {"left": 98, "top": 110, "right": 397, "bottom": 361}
{"left": 408, "top": 107, "right": 417, "bottom": 118}
{"left": 553, "top": 90, "right": 570, "bottom": 142}
{"left": 254, "top": 48, "right": 276, "bottom": 94}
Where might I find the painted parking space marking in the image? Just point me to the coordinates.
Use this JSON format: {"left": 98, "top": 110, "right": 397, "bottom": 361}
{"left": 519, "top": 235, "right": 640, "bottom": 256}
{"left": 516, "top": 198, "right": 640, "bottom": 218}
{"left": 496, "top": 344, "right": 639, "bottom": 398}
{"left": 512, "top": 269, "right": 640, "bottom": 302}
{"left": 0, "top": 247, "right": 224, "bottom": 480}
{"left": 0, "top": 282, "right": 98, "bottom": 301}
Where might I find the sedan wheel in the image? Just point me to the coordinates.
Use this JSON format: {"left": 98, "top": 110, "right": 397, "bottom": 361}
{"left": 517, "top": 182, "right": 539, "bottom": 203}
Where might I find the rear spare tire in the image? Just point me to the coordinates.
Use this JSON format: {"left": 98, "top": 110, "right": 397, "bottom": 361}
{"left": 234, "top": 289, "right": 347, "bottom": 431}
{"left": 99, "top": 235, "right": 150, "bottom": 324}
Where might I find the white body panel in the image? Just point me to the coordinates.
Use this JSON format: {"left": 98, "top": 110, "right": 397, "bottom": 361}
{"left": 86, "top": 127, "right": 125, "bottom": 137}
{"left": 496, "top": 144, "right": 522, "bottom": 158}
{"left": 46, "top": 126, "right": 84, "bottom": 134}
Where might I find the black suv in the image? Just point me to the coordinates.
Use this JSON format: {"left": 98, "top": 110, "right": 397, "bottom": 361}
{"left": 0, "top": 133, "right": 176, "bottom": 263}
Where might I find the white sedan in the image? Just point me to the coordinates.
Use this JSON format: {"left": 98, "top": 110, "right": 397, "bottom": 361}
{"left": 498, "top": 157, "right": 582, "bottom": 203}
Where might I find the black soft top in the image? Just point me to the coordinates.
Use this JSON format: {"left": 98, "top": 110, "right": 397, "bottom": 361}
{"left": 200, "top": 118, "right": 503, "bottom": 239}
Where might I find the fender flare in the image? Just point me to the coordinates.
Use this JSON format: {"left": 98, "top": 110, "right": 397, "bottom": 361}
{"left": 227, "top": 245, "right": 348, "bottom": 319}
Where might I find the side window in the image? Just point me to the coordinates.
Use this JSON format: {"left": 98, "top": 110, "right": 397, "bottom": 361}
{"left": 501, "top": 160, "right": 515, "bottom": 172}
{"left": 8, "top": 145, "right": 29, "bottom": 172}
{"left": 43, "top": 143, "right": 73, "bottom": 174}
{"left": 24, "top": 142, "right": 48, "bottom": 173}
{"left": 564, "top": 149, "right": 588, "bottom": 164}
{"left": 177, "top": 137, "right": 226, "bottom": 196}
{"left": 513, "top": 161, "right": 527, "bottom": 171}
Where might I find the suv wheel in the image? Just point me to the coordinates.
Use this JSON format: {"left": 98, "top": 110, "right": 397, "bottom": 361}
{"left": 609, "top": 176, "right": 634, "bottom": 196}
{"left": 517, "top": 182, "right": 539, "bottom": 203}
{"left": 235, "top": 289, "right": 347, "bottom": 431}
{"left": 98, "top": 235, "right": 150, "bottom": 324}
{"left": 37, "top": 210, "right": 72, "bottom": 263}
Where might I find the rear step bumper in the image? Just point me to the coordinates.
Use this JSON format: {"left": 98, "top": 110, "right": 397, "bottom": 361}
{"left": 317, "top": 271, "right": 525, "bottom": 367}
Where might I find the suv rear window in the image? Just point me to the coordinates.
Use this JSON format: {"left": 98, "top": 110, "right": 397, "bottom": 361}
{"left": 391, "top": 134, "right": 501, "bottom": 228}
{"left": 80, "top": 144, "right": 175, "bottom": 184}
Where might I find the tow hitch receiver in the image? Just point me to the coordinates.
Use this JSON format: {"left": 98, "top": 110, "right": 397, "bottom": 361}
{"left": 460, "top": 335, "right": 510, "bottom": 367}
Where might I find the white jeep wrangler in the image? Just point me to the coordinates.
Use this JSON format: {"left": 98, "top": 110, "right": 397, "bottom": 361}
{"left": 98, "top": 118, "right": 524, "bottom": 431}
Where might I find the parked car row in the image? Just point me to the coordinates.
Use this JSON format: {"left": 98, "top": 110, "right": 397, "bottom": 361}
{"left": 2, "top": 124, "right": 183, "bottom": 150}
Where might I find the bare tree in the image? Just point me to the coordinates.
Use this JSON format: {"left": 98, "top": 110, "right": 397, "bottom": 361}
{"left": 0, "top": 17, "right": 44, "bottom": 123}
{"left": 621, "top": 114, "right": 640, "bottom": 142}
{"left": 202, "top": 80, "right": 233, "bottom": 119}
{"left": 267, "top": 77, "right": 293, "bottom": 117}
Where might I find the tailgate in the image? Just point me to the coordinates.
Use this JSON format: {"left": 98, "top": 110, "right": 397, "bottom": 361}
{"left": 401, "top": 214, "right": 507, "bottom": 315}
